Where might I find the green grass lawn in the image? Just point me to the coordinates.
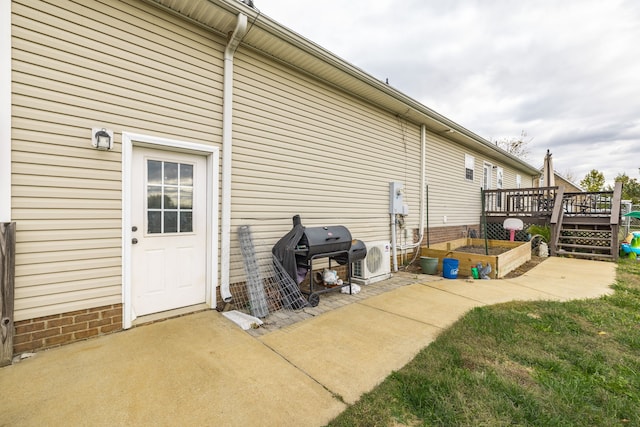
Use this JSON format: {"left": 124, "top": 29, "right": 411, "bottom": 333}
{"left": 329, "top": 259, "right": 640, "bottom": 426}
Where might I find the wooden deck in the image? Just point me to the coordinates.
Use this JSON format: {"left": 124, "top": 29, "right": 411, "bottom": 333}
{"left": 483, "top": 183, "right": 623, "bottom": 260}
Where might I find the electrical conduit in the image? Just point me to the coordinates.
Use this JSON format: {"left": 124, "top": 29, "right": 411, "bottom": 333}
{"left": 400, "top": 124, "right": 427, "bottom": 251}
{"left": 221, "top": 14, "right": 248, "bottom": 303}
{"left": 392, "top": 124, "right": 427, "bottom": 271}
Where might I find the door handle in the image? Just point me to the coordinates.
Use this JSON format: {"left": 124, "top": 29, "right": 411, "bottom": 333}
{"left": 132, "top": 238, "right": 138, "bottom": 244}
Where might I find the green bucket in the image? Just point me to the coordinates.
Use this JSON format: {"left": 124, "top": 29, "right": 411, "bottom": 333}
{"left": 420, "top": 256, "right": 438, "bottom": 275}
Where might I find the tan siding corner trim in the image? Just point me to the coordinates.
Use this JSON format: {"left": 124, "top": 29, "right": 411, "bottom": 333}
{"left": 0, "top": 0, "right": 10, "bottom": 221}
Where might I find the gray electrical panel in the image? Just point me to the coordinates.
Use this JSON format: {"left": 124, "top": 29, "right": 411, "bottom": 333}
{"left": 389, "top": 182, "right": 408, "bottom": 215}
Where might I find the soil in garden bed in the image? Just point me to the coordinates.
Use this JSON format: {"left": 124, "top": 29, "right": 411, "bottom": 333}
{"left": 503, "top": 255, "right": 547, "bottom": 278}
{"left": 405, "top": 253, "right": 547, "bottom": 278}
{"left": 454, "top": 245, "right": 511, "bottom": 256}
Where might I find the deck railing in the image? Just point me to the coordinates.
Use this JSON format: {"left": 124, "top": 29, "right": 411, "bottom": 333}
{"left": 484, "top": 187, "right": 617, "bottom": 218}
{"left": 483, "top": 187, "right": 559, "bottom": 217}
{"left": 484, "top": 183, "right": 622, "bottom": 260}
{"left": 561, "top": 190, "right": 615, "bottom": 217}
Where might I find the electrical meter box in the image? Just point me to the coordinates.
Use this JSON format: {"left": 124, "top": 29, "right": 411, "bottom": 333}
{"left": 389, "top": 182, "right": 407, "bottom": 215}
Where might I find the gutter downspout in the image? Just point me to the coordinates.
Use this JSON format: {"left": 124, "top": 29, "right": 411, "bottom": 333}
{"left": 221, "top": 13, "right": 248, "bottom": 303}
{"left": 417, "top": 124, "right": 426, "bottom": 246}
{"left": 391, "top": 213, "right": 398, "bottom": 272}
{"left": 400, "top": 124, "right": 427, "bottom": 251}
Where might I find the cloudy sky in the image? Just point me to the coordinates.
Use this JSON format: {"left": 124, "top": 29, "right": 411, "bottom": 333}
{"left": 258, "top": 0, "right": 640, "bottom": 187}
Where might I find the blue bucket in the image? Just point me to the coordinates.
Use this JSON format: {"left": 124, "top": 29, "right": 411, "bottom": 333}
{"left": 443, "top": 258, "right": 459, "bottom": 279}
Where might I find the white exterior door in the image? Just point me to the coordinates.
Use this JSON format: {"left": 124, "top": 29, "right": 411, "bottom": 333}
{"left": 131, "top": 147, "right": 208, "bottom": 317}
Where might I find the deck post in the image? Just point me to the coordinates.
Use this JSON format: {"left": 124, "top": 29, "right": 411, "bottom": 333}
{"left": 610, "top": 181, "right": 623, "bottom": 261}
{"left": 481, "top": 188, "right": 488, "bottom": 255}
{"left": 549, "top": 187, "right": 565, "bottom": 256}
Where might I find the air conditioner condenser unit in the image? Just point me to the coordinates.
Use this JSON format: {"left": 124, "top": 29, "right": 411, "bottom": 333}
{"left": 352, "top": 241, "right": 392, "bottom": 285}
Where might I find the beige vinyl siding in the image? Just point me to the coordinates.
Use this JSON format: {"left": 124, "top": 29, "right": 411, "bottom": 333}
{"left": 227, "top": 47, "right": 422, "bottom": 277}
{"left": 500, "top": 166, "right": 534, "bottom": 189}
{"left": 501, "top": 170, "right": 516, "bottom": 189}
{"left": 11, "top": 0, "right": 225, "bottom": 320}
{"left": 501, "top": 168, "right": 531, "bottom": 189}
{"left": 425, "top": 132, "right": 536, "bottom": 230}
{"left": 426, "top": 133, "right": 482, "bottom": 228}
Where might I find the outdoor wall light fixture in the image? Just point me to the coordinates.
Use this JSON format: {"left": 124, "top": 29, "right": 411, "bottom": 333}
{"left": 92, "top": 127, "right": 113, "bottom": 151}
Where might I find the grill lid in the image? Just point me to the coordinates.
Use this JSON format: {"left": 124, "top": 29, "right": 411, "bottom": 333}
{"left": 299, "top": 225, "right": 352, "bottom": 258}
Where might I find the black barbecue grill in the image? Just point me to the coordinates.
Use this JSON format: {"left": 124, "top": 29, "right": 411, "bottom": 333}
{"left": 297, "top": 225, "right": 352, "bottom": 257}
{"left": 272, "top": 215, "right": 367, "bottom": 306}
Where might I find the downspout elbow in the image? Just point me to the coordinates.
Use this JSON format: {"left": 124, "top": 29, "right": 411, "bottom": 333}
{"left": 220, "top": 14, "right": 248, "bottom": 303}
{"left": 224, "top": 14, "right": 248, "bottom": 60}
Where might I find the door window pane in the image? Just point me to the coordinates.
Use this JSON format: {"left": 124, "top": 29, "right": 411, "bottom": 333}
{"left": 146, "top": 159, "right": 195, "bottom": 234}
{"left": 180, "top": 212, "right": 193, "bottom": 233}
{"left": 164, "top": 211, "right": 178, "bottom": 233}
{"left": 147, "top": 186, "right": 162, "bottom": 209}
{"left": 164, "top": 187, "right": 178, "bottom": 209}
{"left": 148, "top": 161, "right": 162, "bottom": 185}
{"left": 148, "top": 211, "right": 161, "bottom": 234}
{"left": 180, "top": 188, "right": 193, "bottom": 209}
{"left": 180, "top": 164, "right": 193, "bottom": 186}
{"left": 164, "top": 162, "right": 179, "bottom": 185}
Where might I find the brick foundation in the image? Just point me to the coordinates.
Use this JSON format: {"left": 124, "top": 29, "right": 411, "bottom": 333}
{"left": 13, "top": 304, "right": 123, "bottom": 355}
{"left": 415, "top": 224, "right": 481, "bottom": 245}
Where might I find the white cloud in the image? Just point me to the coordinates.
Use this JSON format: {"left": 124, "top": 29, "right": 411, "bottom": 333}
{"left": 261, "top": 0, "right": 640, "bottom": 185}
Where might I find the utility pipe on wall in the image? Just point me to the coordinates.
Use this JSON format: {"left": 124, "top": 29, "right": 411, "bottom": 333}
{"left": 392, "top": 124, "right": 427, "bottom": 270}
{"left": 220, "top": 14, "right": 248, "bottom": 303}
{"left": 417, "top": 124, "right": 427, "bottom": 245}
{"left": 399, "top": 124, "right": 427, "bottom": 251}
{"left": 391, "top": 213, "right": 398, "bottom": 272}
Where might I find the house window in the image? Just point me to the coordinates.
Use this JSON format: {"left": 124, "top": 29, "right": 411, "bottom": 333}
{"left": 516, "top": 174, "right": 522, "bottom": 188}
{"left": 464, "top": 154, "right": 474, "bottom": 181}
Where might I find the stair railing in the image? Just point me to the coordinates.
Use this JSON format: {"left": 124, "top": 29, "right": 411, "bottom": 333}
{"left": 549, "top": 186, "right": 565, "bottom": 256}
{"left": 610, "top": 181, "right": 623, "bottom": 261}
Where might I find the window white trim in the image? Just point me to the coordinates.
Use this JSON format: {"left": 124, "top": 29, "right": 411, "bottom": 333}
{"left": 121, "top": 132, "right": 219, "bottom": 329}
{"left": 496, "top": 167, "right": 504, "bottom": 189}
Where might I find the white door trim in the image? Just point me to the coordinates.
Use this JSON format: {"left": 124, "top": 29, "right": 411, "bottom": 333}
{"left": 483, "top": 163, "right": 493, "bottom": 190}
{"left": 0, "top": 0, "right": 11, "bottom": 222}
{"left": 122, "top": 132, "right": 219, "bottom": 329}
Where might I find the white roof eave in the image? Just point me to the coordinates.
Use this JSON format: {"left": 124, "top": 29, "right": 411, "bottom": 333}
{"left": 147, "top": 0, "right": 540, "bottom": 175}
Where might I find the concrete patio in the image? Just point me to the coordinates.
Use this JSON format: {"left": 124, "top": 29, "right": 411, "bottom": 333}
{"left": 0, "top": 257, "right": 616, "bottom": 426}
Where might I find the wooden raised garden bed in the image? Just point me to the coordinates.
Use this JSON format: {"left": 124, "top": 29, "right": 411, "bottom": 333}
{"left": 420, "top": 238, "right": 531, "bottom": 279}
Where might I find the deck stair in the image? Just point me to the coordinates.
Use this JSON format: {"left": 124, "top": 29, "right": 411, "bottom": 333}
{"left": 482, "top": 182, "right": 623, "bottom": 262}
{"left": 550, "top": 182, "right": 622, "bottom": 261}
{"left": 555, "top": 221, "right": 616, "bottom": 260}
